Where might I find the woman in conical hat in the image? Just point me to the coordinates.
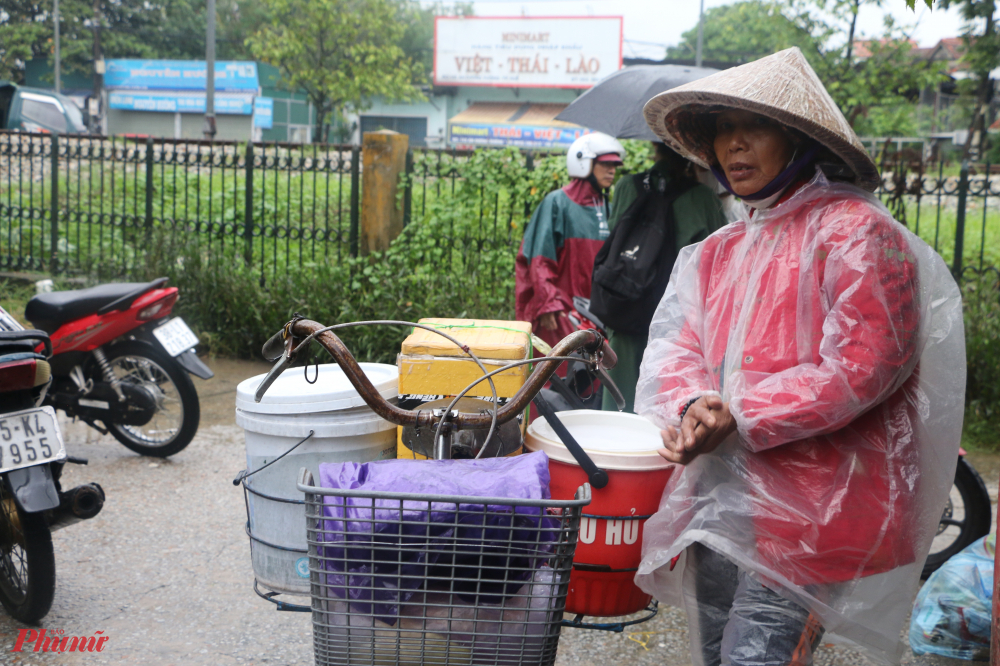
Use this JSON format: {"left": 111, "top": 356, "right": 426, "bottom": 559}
{"left": 633, "top": 47, "right": 965, "bottom": 665}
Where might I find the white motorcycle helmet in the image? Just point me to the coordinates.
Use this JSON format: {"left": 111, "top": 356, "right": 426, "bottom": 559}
{"left": 566, "top": 132, "right": 625, "bottom": 179}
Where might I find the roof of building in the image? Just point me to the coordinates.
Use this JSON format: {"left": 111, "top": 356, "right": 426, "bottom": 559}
{"left": 449, "top": 102, "right": 579, "bottom": 128}
{"left": 851, "top": 38, "right": 918, "bottom": 59}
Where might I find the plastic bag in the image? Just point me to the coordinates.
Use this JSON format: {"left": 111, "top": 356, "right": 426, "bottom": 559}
{"left": 317, "top": 451, "right": 556, "bottom": 623}
{"left": 634, "top": 169, "right": 966, "bottom": 664}
{"left": 317, "top": 567, "right": 560, "bottom": 666}
{"left": 910, "top": 534, "right": 995, "bottom": 661}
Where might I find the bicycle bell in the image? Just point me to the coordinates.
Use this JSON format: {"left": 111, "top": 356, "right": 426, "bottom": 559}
{"left": 401, "top": 397, "right": 522, "bottom": 459}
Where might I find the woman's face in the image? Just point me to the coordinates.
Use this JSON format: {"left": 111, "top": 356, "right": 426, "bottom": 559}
{"left": 591, "top": 161, "right": 618, "bottom": 189}
{"left": 713, "top": 110, "right": 795, "bottom": 197}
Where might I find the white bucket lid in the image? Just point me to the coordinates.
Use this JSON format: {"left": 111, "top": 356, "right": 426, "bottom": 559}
{"left": 524, "top": 409, "right": 672, "bottom": 471}
{"left": 235, "top": 362, "right": 398, "bottom": 415}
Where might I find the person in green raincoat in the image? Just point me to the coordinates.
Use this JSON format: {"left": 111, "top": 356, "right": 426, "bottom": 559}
{"left": 600, "top": 143, "right": 727, "bottom": 413}
{"left": 516, "top": 132, "right": 626, "bottom": 350}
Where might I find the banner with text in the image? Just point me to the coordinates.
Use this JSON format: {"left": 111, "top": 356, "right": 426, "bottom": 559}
{"left": 105, "top": 60, "right": 259, "bottom": 92}
{"left": 448, "top": 122, "right": 588, "bottom": 148}
{"left": 108, "top": 91, "right": 255, "bottom": 115}
{"left": 434, "top": 17, "right": 622, "bottom": 89}
{"left": 253, "top": 98, "right": 274, "bottom": 128}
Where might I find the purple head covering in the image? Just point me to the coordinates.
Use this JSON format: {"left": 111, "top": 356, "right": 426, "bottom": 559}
{"left": 711, "top": 143, "right": 819, "bottom": 202}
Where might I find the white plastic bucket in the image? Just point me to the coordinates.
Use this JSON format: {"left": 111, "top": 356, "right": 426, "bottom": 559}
{"left": 235, "top": 363, "right": 399, "bottom": 596}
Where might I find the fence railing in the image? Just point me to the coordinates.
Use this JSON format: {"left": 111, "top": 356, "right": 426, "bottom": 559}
{"left": 0, "top": 131, "right": 359, "bottom": 285}
{"left": 876, "top": 155, "right": 1000, "bottom": 280}
{"left": 1, "top": 131, "right": 996, "bottom": 290}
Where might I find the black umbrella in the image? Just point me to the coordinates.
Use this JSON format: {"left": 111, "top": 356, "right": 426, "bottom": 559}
{"left": 556, "top": 64, "right": 719, "bottom": 141}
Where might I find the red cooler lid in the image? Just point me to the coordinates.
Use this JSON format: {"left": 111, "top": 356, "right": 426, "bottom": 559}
{"left": 524, "top": 410, "right": 673, "bottom": 471}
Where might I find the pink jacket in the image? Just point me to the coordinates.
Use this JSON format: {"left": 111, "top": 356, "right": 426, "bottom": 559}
{"left": 636, "top": 172, "right": 963, "bottom": 597}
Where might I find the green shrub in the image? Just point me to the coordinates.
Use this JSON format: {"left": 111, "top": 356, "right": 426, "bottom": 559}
{"left": 0, "top": 280, "right": 39, "bottom": 322}
{"left": 141, "top": 192, "right": 518, "bottom": 362}
{"left": 962, "top": 272, "right": 1000, "bottom": 450}
{"left": 142, "top": 142, "right": 655, "bottom": 362}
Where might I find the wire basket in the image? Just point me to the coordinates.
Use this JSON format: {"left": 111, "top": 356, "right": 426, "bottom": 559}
{"left": 297, "top": 468, "right": 591, "bottom": 666}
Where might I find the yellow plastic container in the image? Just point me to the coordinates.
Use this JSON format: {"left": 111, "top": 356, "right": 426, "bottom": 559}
{"left": 396, "top": 318, "right": 531, "bottom": 460}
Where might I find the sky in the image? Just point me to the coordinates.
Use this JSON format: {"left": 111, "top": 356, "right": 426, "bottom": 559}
{"left": 434, "top": 0, "right": 970, "bottom": 60}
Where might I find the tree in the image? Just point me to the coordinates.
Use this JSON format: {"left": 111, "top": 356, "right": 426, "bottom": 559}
{"left": 934, "top": 0, "right": 999, "bottom": 158}
{"left": 394, "top": 1, "right": 473, "bottom": 84}
{"left": 0, "top": 0, "right": 268, "bottom": 84}
{"left": 145, "top": 0, "right": 271, "bottom": 61}
{"left": 248, "top": 0, "right": 424, "bottom": 143}
{"left": 667, "top": 0, "right": 943, "bottom": 136}
{"left": 0, "top": 0, "right": 162, "bottom": 83}
{"left": 0, "top": 6, "right": 46, "bottom": 82}
{"left": 665, "top": 1, "right": 815, "bottom": 64}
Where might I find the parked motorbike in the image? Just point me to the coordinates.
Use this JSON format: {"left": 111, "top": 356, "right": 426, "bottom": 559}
{"left": 18, "top": 277, "right": 213, "bottom": 458}
{"left": 923, "top": 452, "right": 992, "bottom": 577}
{"left": 0, "top": 323, "right": 105, "bottom": 623}
{"left": 536, "top": 297, "right": 608, "bottom": 411}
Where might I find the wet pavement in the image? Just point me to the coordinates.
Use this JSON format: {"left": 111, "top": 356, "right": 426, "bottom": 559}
{"left": 0, "top": 356, "right": 993, "bottom": 665}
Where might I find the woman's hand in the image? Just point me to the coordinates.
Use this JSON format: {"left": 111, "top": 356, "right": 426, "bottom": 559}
{"left": 539, "top": 311, "right": 562, "bottom": 331}
{"left": 658, "top": 395, "right": 737, "bottom": 465}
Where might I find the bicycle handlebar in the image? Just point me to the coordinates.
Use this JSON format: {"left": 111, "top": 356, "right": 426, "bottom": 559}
{"left": 254, "top": 317, "right": 624, "bottom": 430}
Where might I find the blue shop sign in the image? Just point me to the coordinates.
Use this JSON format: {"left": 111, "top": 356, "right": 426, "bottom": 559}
{"left": 108, "top": 91, "right": 255, "bottom": 115}
{"left": 253, "top": 98, "right": 274, "bottom": 128}
{"left": 448, "top": 122, "right": 587, "bottom": 148}
{"left": 105, "top": 60, "right": 259, "bottom": 92}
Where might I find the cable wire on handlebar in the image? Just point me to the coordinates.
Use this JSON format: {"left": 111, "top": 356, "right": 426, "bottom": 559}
{"left": 304, "top": 359, "right": 319, "bottom": 384}
{"left": 290, "top": 320, "right": 501, "bottom": 456}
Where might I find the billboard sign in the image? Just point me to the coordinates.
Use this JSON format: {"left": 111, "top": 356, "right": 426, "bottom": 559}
{"left": 253, "top": 97, "right": 274, "bottom": 128}
{"left": 108, "top": 91, "right": 255, "bottom": 115}
{"left": 434, "top": 17, "right": 622, "bottom": 89}
{"left": 448, "top": 122, "right": 588, "bottom": 148}
{"left": 105, "top": 60, "right": 259, "bottom": 92}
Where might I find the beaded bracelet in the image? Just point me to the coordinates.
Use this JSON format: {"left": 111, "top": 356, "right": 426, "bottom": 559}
{"left": 679, "top": 396, "right": 701, "bottom": 420}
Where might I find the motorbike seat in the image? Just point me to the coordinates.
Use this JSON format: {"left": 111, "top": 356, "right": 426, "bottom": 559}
{"left": 25, "top": 280, "right": 164, "bottom": 334}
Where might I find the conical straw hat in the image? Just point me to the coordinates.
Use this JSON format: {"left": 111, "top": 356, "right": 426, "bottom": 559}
{"left": 643, "top": 47, "right": 880, "bottom": 191}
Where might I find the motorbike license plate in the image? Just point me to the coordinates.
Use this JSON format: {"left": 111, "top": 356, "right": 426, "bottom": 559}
{"left": 0, "top": 407, "right": 66, "bottom": 474}
{"left": 153, "top": 317, "right": 199, "bottom": 357}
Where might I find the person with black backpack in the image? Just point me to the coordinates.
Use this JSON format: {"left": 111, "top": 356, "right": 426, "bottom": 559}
{"left": 591, "top": 142, "right": 726, "bottom": 413}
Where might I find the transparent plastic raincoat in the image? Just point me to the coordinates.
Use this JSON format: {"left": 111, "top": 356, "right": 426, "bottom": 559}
{"left": 634, "top": 169, "right": 965, "bottom": 664}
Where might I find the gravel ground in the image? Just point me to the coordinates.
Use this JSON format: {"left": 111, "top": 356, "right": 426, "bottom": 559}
{"left": 0, "top": 357, "right": 991, "bottom": 666}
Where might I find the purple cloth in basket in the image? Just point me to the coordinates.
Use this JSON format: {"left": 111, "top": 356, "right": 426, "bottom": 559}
{"left": 317, "top": 451, "right": 556, "bottom": 624}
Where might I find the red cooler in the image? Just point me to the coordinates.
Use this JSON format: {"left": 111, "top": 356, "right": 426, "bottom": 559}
{"left": 525, "top": 410, "right": 674, "bottom": 617}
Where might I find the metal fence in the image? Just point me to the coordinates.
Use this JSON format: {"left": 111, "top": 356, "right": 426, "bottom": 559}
{"left": 405, "top": 147, "right": 1000, "bottom": 282}
{"left": 1, "top": 131, "right": 997, "bottom": 288}
{"left": 876, "top": 154, "right": 1000, "bottom": 280}
{"left": 0, "top": 131, "right": 359, "bottom": 285}
{"left": 404, "top": 148, "right": 537, "bottom": 246}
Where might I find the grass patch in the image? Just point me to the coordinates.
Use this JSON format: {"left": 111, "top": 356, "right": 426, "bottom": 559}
{"left": 1, "top": 143, "right": 355, "bottom": 279}
{"left": 0, "top": 279, "right": 37, "bottom": 323}
{"left": 961, "top": 273, "right": 1000, "bottom": 452}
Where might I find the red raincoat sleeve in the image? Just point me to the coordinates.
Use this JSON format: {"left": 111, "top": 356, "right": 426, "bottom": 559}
{"left": 635, "top": 239, "right": 724, "bottom": 427}
{"left": 515, "top": 192, "right": 570, "bottom": 324}
{"left": 729, "top": 211, "right": 921, "bottom": 451}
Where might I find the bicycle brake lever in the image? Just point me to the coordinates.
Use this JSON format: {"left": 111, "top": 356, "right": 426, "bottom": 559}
{"left": 599, "top": 337, "right": 618, "bottom": 371}
{"left": 262, "top": 315, "right": 308, "bottom": 362}
{"left": 255, "top": 335, "right": 296, "bottom": 402}
{"left": 597, "top": 366, "right": 626, "bottom": 412}
{"left": 261, "top": 329, "right": 286, "bottom": 361}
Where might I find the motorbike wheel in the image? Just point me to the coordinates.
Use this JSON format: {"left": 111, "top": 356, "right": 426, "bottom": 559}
{"left": 0, "top": 485, "right": 55, "bottom": 624}
{"left": 922, "top": 457, "right": 992, "bottom": 578}
{"left": 99, "top": 341, "right": 200, "bottom": 458}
